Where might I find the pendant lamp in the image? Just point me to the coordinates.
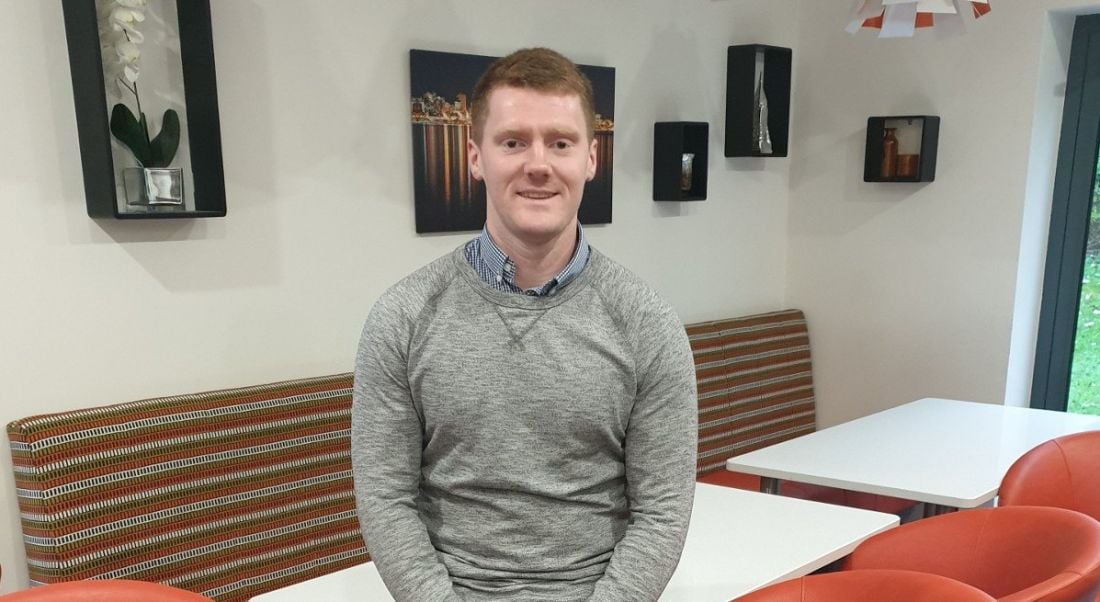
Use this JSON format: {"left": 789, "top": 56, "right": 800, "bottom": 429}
{"left": 847, "top": 0, "right": 991, "bottom": 38}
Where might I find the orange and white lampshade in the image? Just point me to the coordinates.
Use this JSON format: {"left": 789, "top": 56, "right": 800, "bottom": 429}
{"left": 847, "top": 0, "right": 991, "bottom": 38}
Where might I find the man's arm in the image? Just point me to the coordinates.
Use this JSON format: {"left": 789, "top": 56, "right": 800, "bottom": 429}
{"left": 588, "top": 302, "right": 698, "bottom": 601}
{"left": 350, "top": 295, "right": 463, "bottom": 602}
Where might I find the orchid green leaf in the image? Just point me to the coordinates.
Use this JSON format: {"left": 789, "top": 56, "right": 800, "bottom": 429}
{"left": 109, "top": 103, "right": 151, "bottom": 166}
{"left": 148, "top": 109, "right": 180, "bottom": 168}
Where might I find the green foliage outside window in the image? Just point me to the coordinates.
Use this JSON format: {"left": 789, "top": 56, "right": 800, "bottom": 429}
{"left": 1067, "top": 161, "right": 1100, "bottom": 416}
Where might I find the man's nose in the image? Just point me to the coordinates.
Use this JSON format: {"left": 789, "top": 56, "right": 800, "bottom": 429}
{"left": 524, "top": 145, "right": 551, "bottom": 177}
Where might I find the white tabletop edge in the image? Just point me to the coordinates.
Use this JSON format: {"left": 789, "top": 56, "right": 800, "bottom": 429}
{"left": 757, "top": 513, "right": 899, "bottom": 589}
{"left": 253, "top": 483, "right": 902, "bottom": 602}
{"left": 722, "top": 397, "right": 1100, "bottom": 509}
{"left": 665, "top": 483, "right": 900, "bottom": 600}
{"left": 721, "top": 459, "right": 992, "bottom": 508}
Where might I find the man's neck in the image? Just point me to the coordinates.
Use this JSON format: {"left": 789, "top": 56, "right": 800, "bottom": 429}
{"left": 487, "top": 224, "right": 577, "bottom": 290}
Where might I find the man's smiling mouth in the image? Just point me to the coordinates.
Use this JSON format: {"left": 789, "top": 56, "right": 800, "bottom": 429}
{"left": 519, "top": 191, "right": 557, "bottom": 200}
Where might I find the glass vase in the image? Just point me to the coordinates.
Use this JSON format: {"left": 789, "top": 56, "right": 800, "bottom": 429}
{"left": 122, "top": 167, "right": 185, "bottom": 206}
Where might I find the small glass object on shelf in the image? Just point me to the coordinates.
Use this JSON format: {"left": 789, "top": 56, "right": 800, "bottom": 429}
{"left": 653, "top": 121, "right": 708, "bottom": 201}
{"left": 680, "top": 153, "right": 694, "bottom": 191}
{"left": 123, "top": 167, "right": 185, "bottom": 206}
{"left": 880, "top": 127, "right": 898, "bottom": 178}
{"left": 896, "top": 153, "right": 920, "bottom": 178}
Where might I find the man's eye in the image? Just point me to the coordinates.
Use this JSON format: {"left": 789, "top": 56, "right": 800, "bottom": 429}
{"left": 554, "top": 141, "right": 572, "bottom": 150}
{"left": 503, "top": 140, "right": 522, "bottom": 149}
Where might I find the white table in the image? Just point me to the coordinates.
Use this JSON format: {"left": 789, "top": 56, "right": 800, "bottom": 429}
{"left": 662, "top": 483, "right": 896, "bottom": 600}
{"left": 725, "top": 397, "right": 1100, "bottom": 509}
{"left": 252, "top": 483, "right": 898, "bottom": 601}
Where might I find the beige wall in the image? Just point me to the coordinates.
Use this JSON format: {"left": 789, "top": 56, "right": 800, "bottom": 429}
{"left": 0, "top": 0, "right": 797, "bottom": 590}
{"left": 787, "top": 0, "right": 1100, "bottom": 427}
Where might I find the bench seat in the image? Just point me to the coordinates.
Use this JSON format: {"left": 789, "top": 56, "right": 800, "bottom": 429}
{"left": 686, "top": 309, "right": 917, "bottom": 517}
{"left": 6, "top": 374, "right": 366, "bottom": 601}
{"left": 4, "top": 308, "right": 912, "bottom": 601}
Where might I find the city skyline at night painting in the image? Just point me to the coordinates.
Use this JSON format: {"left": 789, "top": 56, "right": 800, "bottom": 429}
{"left": 410, "top": 49, "right": 615, "bottom": 234}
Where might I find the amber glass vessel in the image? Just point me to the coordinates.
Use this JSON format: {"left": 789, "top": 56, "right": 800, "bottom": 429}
{"left": 880, "top": 128, "right": 898, "bottom": 178}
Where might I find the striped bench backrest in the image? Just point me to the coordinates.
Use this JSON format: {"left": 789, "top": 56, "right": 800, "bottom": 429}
{"left": 687, "top": 309, "right": 818, "bottom": 476}
{"left": 6, "top": 373, "right": 368, "bottom": 601}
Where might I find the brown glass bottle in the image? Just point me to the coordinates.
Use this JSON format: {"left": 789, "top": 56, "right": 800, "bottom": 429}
{"left": 880, "top": 128, "right": 898, "bottom": 178}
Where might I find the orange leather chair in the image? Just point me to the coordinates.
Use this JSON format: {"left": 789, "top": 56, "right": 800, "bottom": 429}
{"left": 842, "top": 506, "right": 1100, "bottom": 601}
{"left": 999, "top": 431, "right": 1100, "bottom": 520}
{"left": 735, "top": 569, "right": 995, "bottom": 601}
{"left": 0, "top": 580, "right": 213, "bottom": 601}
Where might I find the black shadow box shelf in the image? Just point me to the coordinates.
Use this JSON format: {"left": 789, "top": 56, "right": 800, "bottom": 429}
{"left": 725, "top": 44, "right": 791, "bottom": 158}
{"left": 864, "top": 116, "right": 940, "bottom": 183}
{"left": 62, "top": 0, "right": 226, "bottom": 219}
{"left": 653, "top": 122, "right": 708, "bottom": 201}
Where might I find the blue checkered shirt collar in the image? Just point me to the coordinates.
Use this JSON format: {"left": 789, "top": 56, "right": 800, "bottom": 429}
{"left": 464, "top": 225, "right": 590, "bottom": 296}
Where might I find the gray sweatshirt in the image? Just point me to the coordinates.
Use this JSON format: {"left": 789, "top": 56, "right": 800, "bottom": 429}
{"left": 351, "top": 245, "right": 697, "bottom": 601}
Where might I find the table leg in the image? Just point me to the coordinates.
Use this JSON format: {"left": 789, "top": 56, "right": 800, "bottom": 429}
{"left": 760, "top": 477, "right": 780, "bottom": 495}
{"left": 922, "top": 503, "right": 956, "bottom": 517}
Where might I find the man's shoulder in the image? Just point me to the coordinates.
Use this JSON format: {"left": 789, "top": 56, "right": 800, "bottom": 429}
{"left": 368, "top": 247, "right": 464, "bottom": 326}
{"left": 587, "top": 250, "right": 691, "bottom": 369}
{"left": 588, "top": 249, "right": 680, "bottom": 326}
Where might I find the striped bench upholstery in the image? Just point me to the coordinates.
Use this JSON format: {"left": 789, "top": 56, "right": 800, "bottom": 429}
{"left": 689, "top": 309, "right": 818, "bottom": 477}
{"left": 687, "top": 309, "right": 916, "bottom": 515}
{"left": 6, "top": 373, "right": 368, "bottom": 601}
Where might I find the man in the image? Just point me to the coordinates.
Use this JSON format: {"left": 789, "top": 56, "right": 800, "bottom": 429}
{"left": 351, "top": 47, "right": 697, "bottom": 601}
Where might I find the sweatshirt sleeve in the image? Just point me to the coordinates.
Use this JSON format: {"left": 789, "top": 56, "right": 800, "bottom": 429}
{"left": 350, "top": 293, "right": 464, "bottom": 602}
{"left": 588, "top": 300, "right": 698, "bottom": 601}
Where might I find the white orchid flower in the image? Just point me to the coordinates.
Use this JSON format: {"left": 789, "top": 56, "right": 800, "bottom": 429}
{"left": 109, "top": 6, "right": 144, "bottom": 26}
{"left": 109, "top": 6, "right": 145, "bottom": 42}
{"left": 119, "top": 26, "right": 144, "bottom": 44}
{"left": 115, "top": 41, "right": 141, "bottom": 82}
{"left": 122, "top": 62, "right": 140, "bottom": 84}
{"left": 115, "top": 40, "right": 140, "bottom": 63}
{"left": 97, "top": 1, "right": 145, "bottom": 87}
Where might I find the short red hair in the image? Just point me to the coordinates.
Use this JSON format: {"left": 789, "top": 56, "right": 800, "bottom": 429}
{"left": 470, "top": 47, "right": 596, "bottom": 144}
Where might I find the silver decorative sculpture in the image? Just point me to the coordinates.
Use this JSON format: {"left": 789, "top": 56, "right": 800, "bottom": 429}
{"left": 754, "top": 70, "right": 773, "bottom": 155}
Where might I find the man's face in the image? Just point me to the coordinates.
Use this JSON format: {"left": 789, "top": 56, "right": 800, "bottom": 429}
{"left": 468, "top": 86, "right": 597, "bottom": 248}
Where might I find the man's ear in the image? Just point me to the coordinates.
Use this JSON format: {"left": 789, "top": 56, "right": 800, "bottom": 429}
{"left": 468, "top": 138, "right": 483, "bottom": 181}
{"left": 586, "top": 137, "right": 598, "bottom": 182}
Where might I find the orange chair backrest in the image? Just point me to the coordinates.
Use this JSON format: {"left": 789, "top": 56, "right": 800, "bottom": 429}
{"left": 735, "top": 569, "right": 995, "bottom": 601}
{"left": 0, "top": 580, "right": 214, "bottom": 601}
{"left": 843, "top": 506, "right": 1100, "bottom": 601}
{"left": 1000, "top": 430, "right": 1100, "bottom": 521}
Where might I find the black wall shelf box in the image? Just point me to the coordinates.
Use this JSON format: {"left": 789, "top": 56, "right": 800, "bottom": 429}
{"left": 864, "top": 115, "right": 940, "bottom": 183}
{"left": 62, "top": 0, "right": 226, "bottom": 219}
{"left": 653, "top": 122, "right": 709, "bottom": 201}
{"left": 725, "top": 44, "right": 792, "bottom": 158}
